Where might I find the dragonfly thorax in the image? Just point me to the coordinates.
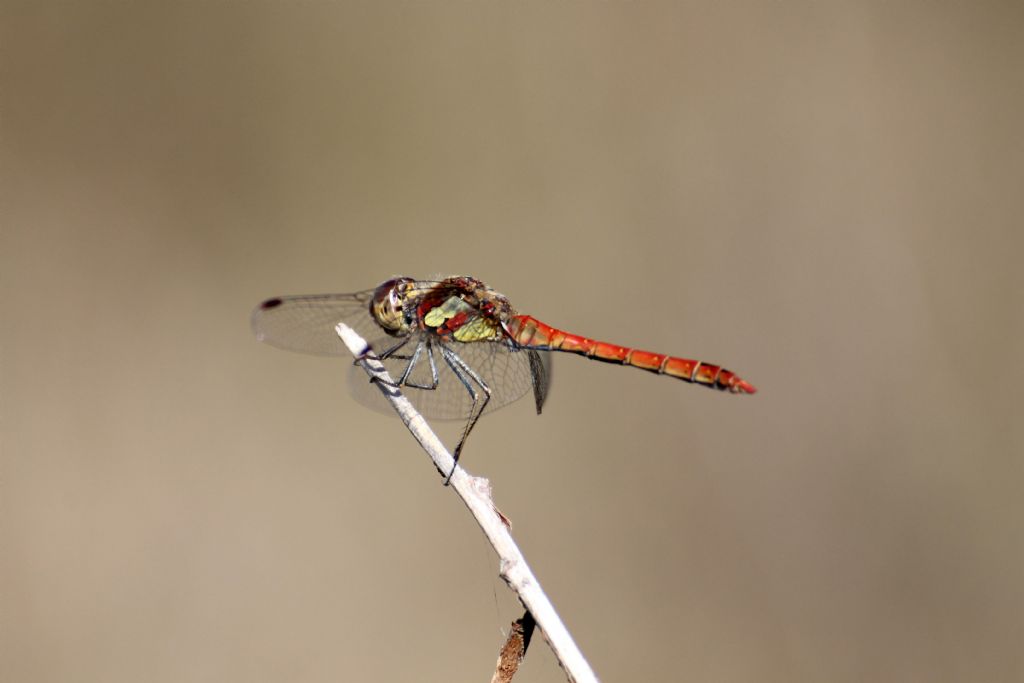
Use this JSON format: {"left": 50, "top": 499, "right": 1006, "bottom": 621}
{"left": 368, "top": 275, "right": 519, "bottom": 343}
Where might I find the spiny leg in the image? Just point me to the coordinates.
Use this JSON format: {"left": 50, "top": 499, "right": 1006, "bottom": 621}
{"left": 367, "top": 338, "right": 440, "bottom": 392}
{"left": 439, "top": 344, "right": 491, "bottom": 485}
{"left": 395, "top": 340, "right": 424, "bottom": 386}
{"left": 402, "top": 339, "right": 439, "bottom": 390}
{"left": 377, "top": 337, "right": 413, "bottom": 361}
{"left": 363, "top": 337, "right": 413, "bottom": 390}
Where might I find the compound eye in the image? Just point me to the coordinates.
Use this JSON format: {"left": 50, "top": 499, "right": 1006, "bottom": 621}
{"left": 369, "top": 277, "right": 413, "bottom": 333}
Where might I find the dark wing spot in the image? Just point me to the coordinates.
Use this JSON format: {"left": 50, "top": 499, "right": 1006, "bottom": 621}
{"left": 260, "top": 298, "right": 284, "bottom": 310}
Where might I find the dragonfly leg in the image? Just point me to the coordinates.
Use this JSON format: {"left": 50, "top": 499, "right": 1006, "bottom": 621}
{"left": 363, "top": 337, "right": 414, "bottom": 390}
{"left": 365, "top": 337, "right": 440, "bottom": 392}
{"left": 377, "top": 337, "right": 413, "bottom": 361}
{"left": 402, "top": 339, "right": 440, "bottom": 391}
{"left": 439, "top": 345, "right": 491, "bottom": 485}
{"left": 396, "top": 340, "right": 425, "bottom": 386}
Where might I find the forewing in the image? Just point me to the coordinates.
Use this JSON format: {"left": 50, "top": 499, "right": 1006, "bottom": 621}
{"left": 251, "top": 291, "right": 381, "bottom": 356}
{"left": 253, "top": 283, "right": 554, "bottom": 422}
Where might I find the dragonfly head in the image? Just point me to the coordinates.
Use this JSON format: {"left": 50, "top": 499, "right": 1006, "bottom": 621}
{"left": 370, "top": 277, "right": 416, "bottom": 335}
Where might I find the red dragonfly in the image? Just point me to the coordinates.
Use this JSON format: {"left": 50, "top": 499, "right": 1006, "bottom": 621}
{"left": 252, "top": 276, "right": 756, "bottom": 477}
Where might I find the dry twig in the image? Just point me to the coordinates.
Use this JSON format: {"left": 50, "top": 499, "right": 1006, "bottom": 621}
{"left": 336, "top": 323, "right": 598, "bottom": 683}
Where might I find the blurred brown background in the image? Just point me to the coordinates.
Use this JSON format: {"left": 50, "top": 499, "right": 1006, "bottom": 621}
{"left": 3, "top": 1, "right": 1022, "bottom": 681}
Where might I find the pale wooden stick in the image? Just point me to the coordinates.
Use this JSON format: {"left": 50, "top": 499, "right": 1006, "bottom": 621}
{"left": 335, "top": 323, "right": 599, "bottom": 683}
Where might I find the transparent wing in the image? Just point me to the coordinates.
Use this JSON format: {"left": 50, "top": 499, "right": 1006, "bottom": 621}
{"left": 251, "top": 290, "right": 381, "bottom": 356}
{"left": 348, "top": 337, "right": 552, "bottom": 420}
{"left": 252, "top": 286, "right": 552, "bottom": 421}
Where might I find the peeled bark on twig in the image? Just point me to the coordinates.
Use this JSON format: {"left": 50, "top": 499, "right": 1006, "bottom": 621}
{"left": 491, "top": 611, "right": 536, "bottom": 683}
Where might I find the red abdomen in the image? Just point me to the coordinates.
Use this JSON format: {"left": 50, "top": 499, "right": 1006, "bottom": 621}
{"left": 505, "top": 315, "right": 756, "bottom": 394}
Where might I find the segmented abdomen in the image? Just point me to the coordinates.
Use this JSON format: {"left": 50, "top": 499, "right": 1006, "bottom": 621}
{"left": 505, "top": 315, "right": 756, "bottom": 394}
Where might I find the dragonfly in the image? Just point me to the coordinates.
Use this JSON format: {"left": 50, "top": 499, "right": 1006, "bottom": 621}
{"left": 252, "top": 276, "right": 756, "bottom": 481}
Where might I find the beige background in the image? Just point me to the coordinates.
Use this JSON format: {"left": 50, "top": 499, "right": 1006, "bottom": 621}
{"left": 3, "top": 2, "right": 1022, "bottom": 681}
